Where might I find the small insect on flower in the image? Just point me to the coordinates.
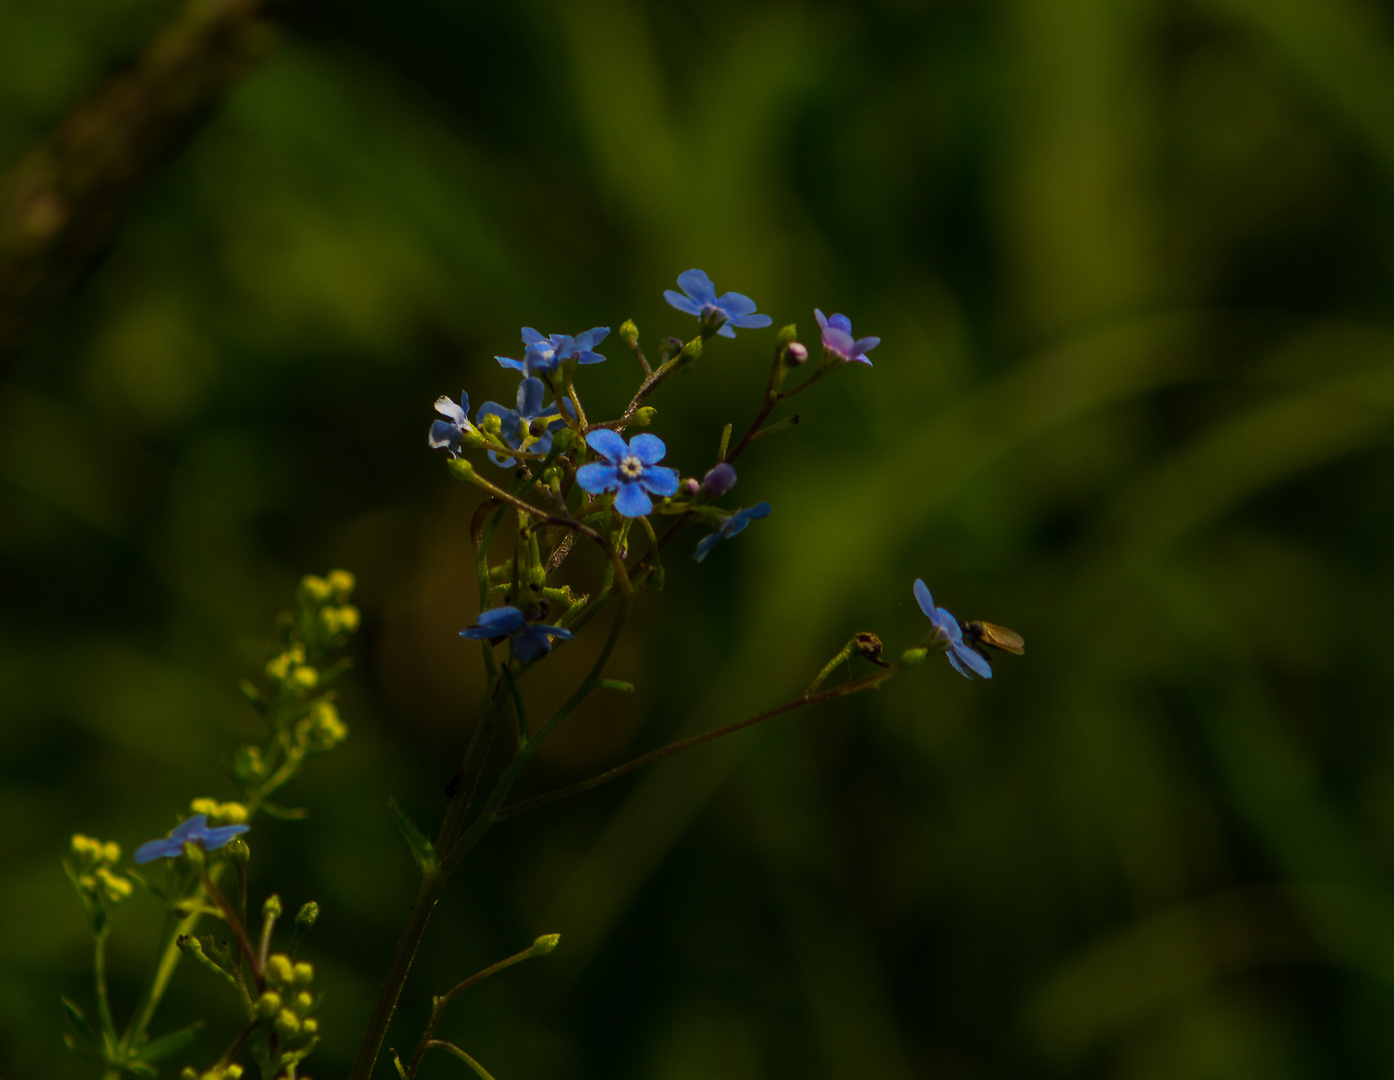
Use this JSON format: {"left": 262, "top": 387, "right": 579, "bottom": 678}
{"left": 913, "top": 579, "right": 992, "bottom": 680}
{"left": 961, "top": 621, "right": 1025, "bottom": 658}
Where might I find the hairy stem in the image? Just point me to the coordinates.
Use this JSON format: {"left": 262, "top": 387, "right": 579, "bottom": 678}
{"left": 495, "top": 664, "right": 901, "bottom": 821}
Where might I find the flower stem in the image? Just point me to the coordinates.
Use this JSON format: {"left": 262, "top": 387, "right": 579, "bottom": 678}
{"left": 494, "top": 663, "right": 901, "bottom": 822}
{"left": 404, "top": 940, "right": 547, "bottom": 1078}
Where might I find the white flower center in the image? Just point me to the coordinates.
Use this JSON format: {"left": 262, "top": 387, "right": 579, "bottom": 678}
{"left": 618, "top": 455, "right": 644, "bottom": 480}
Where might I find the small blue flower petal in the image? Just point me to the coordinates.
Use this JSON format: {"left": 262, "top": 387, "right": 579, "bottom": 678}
{"left": 628, "top": 433, "right": 667, "bottom": 466}
{"left": 585, "top": 428, "right": 630, "bottom": 462}
{"left": 665, "top": 269, "right": 771, "bottom": 338}
{"left": 133, "top": 814, "right": 250, "bottom": 864}
{"left": 639, "top": 466, "right": 679, "bottom": 497}
{"left": 614, "top": 482, "right": 655, "bottom": 517}
{"left": 913, "top": 579, "right": 992, "bottom": 680}
{"left": 693, "top": 502, "right": 772, "bottom": 563}
{"left": 461, "top": 606, "right": 572, "bottom": 662}
{"left": 576, "top": 460, "right": 620, "bottom": 494}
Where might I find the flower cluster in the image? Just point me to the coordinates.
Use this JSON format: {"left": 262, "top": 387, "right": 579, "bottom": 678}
{"left": 427, "top": 268, "right": 821, "bottom": 655}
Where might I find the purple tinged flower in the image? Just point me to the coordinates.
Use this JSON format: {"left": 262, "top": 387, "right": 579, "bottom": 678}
{"left": 461, "top": 605, "right": 573, "bottom": 664}
{"left": 702, "top": 462, "right": 737, "bottom": 497}
{"left": 428, "top": 392, "right": 473, "bottom": 457}
{"left": 576, "top": 430, "right": 680, "bottom": 517}
{"left": 693, "top": 502, "right": 772, "bottom": 563}
{"left": 476, "top": 377, "right": 574, "bottom": 468}
{"left": 134, "top": 814, "right": 250, "bottom": 865}
{"left": 497, "top": 327, "right": 609, "bottom": 377}
{"left": 913, "top": 579, "right": 991, "bottom": 680}
{"left": 664, "top": 269, "right": 773, "bottom": 339}
{"left": 814, "top": 309, "right": 879, "bottom": 366}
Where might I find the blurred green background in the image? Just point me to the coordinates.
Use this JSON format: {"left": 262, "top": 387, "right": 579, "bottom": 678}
{"left": 4, "top": 0, "right": 1394, "bottom": 1076}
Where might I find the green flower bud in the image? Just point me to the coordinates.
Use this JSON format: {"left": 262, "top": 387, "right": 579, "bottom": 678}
{"left": 301, "top": 1018, "right": 319, "bottom": 1037}
{"left": 678, "top": 335, "right": 702, "bottom": 365}
{"left": 232, "top": 744, "right": 265, "bottom": 783}
{"left": 222, "top": 837, "right": 250, "bottom": 866}
{"left": 479, "top": 413, "right": 503, "bottom": 436}
{"left": 262, "top": 893, "right": 283, "bottom": 921}
{"left": 291, "top": 961, "right": 314, "bottom": 987}
{"left": 224, "top": 1067, "right": 244, "bottom": 1080}
{"left": 447, "top": 457, "right": 477, "bottom": 482}
{"left": 256, "top": 991, "right": 282, "bottom": 1020}
{"left": 533, "top": 933, "right": 561, "bottom": 956}
{"left": 295, "top": 901, "right": 320, "bottom": 934}
{"left": 619, "top": 319, "right": 639, "bottom": 345}
{"left": 899, "top": 647, "right": 929, "bottom": 668}
{"left": 295, "top": 990, "right": 314, "bottom": 1013}
{"left": 631, "top": 407, "right": 657, "bottom": 427}
{"left": 180, "top": 1068, "right": 199, "bottom": 1080}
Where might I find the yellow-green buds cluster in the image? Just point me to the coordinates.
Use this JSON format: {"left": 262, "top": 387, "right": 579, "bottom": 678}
{"left": 295, "top": 569, "right": 359, "bottom": 652}
{"left": 189, "top": 798, "right": 248, "bottom": 826}
{"left": 179, "top": 1065, "right": 243, "bottom": 1080}
{"left": 295, "top": 700, "right": 347, "bottom": 754}
{"left": 266, "top": 645, "right": 319, "bottom": 694}
{"left": 263, "top": 953, "right": 318, "bottom": 1043}
{"left": 66, "top": 834, "right": 132, "bottom": 908}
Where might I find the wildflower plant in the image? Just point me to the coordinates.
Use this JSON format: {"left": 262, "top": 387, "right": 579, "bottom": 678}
{"left": 62, "top": 269, "right": 1021, "bottom": 1080}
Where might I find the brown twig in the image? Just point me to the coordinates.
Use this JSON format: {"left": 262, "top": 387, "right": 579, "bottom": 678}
{"left": 0, "top": 0, "right": 280, "bottom": 362}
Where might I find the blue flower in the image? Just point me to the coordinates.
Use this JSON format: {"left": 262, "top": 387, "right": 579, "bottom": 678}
{"left": 693, "top": 502, "right": 772, "bottom": 563}
{"left": 428, "top": 392, "right": 473, "bottom": 457}
{"left": 497, "top": 327, "right": 609, "bottom": 377}
{"left": 913, "top": 579, "right": 991, "bottom": 680}
{"left": 476, "top": 377, "right": 574, "bottom": 468}
{"left": 461, "top": 606, "right": 573, "bottom": 664}
{"left": 815, "top": 309, "right": 879, "bottom": 366}
{"left": 664, "top": 269, "right": 773, "bottom": 339}
{"left": 134, "top": 814, "right": 250, "bottom": 864}
{"left": 576, "top": 430, "right": 680, "bottom": 517}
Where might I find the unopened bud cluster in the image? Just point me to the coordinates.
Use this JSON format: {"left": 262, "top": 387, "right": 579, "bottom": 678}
{"left": 66, "top": 834, "right": 132, "bottom": 908}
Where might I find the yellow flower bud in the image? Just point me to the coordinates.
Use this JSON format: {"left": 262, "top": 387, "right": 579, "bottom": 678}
{"left": 295, "top": 990, "right": 314, "bottom": 1013}
{"left": 291, "top": 961, "right": 314, "bottom": 986}
{"left": 300, "top": 575, "right": 333, "bottom": 604}
{"left": 292, "top": 665, "right": 319, "bottom": 690}
{"left": 255, "top": 991, "right": 282, "bottom": 1020}
{"left": 300, "top": 1018, "right": 318, "bottom": 1037}
{"left": 274, "top": 1008, "right": 301, "bottom": 1037}
{"left": 224, "top": 1067, "right": 244, "bottom": 1080}
{"left": 101, "top": 841, "right": 121, "bottom": 864}
{"left": 326, "top": 569, "right": 355, "bottom": 598}
{"left": 96, "top": 868, "right": 132, "bottom": 902}
{"left": 265, "top": 954, "right": 293, "bottom": 986}
{"left": 70, "top": 834, "right": 99, "bottom": 859}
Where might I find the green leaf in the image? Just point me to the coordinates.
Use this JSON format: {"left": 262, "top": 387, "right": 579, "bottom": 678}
{"left": 259, "top": 801, "right": 309, "bottom": 821}
{"left": 388, "top": 797, "right": 436, "bottom": 872}
{"left": 124, "top": 1060, "right": 157, "bottom": 1077}
{"left": 135, "top": 1020, "right": 203, "bottom": 1064}
{"left": 59, "top": 996, "right": 101, "bottom": 1058}
{"left": 239, "top": 679, "right": 268, "bottom": 716}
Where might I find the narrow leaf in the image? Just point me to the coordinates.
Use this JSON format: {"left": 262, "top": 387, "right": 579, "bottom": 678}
{"left": 388, "top": 797, "right": 436, "bottom": 872}
{"left": 135, "top": 1020, "right": 203, "bottom": 1063}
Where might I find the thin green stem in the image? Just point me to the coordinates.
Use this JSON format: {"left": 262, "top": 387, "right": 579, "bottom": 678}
{"left": 427, "top": 1041, "right": 497, "bottom": 1080}
{"left": 804, "top": 639, "right": 859, "bottom": 697}
{"left": 93, "top": 925, "right": 115, "bottom": 1042}
{"left": 495, "top": 664, "right": 901, "bottom": 822}
{"left": 404, "top": 940, "right": 547, "bottom": 1078}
